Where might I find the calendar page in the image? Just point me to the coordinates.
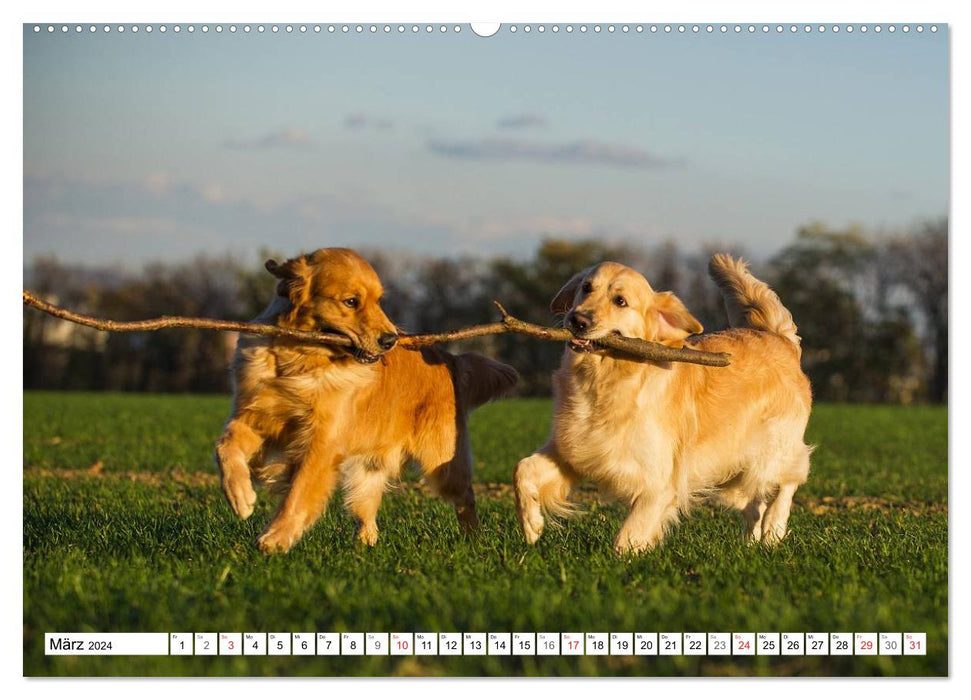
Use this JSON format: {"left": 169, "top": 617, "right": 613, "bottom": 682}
{"left": 21, "top": 7, "right": 948, "bottom": 680}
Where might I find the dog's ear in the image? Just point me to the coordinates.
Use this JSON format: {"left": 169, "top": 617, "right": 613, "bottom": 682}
{"left": 652, "top": 291, "right": 703, "bottom": 346}
{"left": 550, "top": 269, "right": 590, "bottom": 315}
{"left": 264, "top": 259, "right": 286, "bottom": 278}
{"left": 265, "top": 256, "right": 311, "bottom": 305}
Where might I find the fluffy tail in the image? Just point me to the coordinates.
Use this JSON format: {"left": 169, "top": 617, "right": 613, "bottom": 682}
{"left": 454, "top": 353, "right": 519, "bottom": 409}
{"left": 708, "top": 254, "right": 801, "bottom": 356}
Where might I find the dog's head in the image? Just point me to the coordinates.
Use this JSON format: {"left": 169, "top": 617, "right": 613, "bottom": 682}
{"left": 265, "top": 248, "right": 398, "bottom": 364}
{"left": 550, "top": 261, "right": 703, "bottom": 355}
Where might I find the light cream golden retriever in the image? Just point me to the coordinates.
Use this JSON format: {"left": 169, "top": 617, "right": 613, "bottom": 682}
{"left": 514, "top": 254, "right": 812, "bottom": 554}
{"left": 215, "top": 248, "right": 517, "bottom": 554}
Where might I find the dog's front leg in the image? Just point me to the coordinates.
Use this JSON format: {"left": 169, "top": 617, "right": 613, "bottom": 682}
{"left": 257, "top": 431, "right": 342, "bottom": 554}
{"left": 514, "top": 445, "right": 576, "bottom": 544}
{"left": 613, "top": 486, "right": 680, "bottom": 555}
{"left": 214, "top": 419, "right": 262, "bottom": 520}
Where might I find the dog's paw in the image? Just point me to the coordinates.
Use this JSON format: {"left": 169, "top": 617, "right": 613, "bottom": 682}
{"left": 256, "top": 522, "right": 302, "bottom": 554}
{"left": 760, "top": 526, "right": 788, "bottom": 547}
{"left": 612, "top": 533, "right": 656, "bottom": 556}
{"left": 223, "top": 474, "right": 257, "bottom": 520}
{"left": 517, "top": 498, "right": 546, "bottom": 543}
{"left": 521, "top": 513, "right": 545, "bottom": 544}
{"left": 456, "top": 506, "right": 480, "bottom": 536}
{"left": 357, "top": 523, "right": 379, "bottom": 547}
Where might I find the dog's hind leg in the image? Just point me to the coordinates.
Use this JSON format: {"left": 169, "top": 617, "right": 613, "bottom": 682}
{"left": 214, "top": 418, "right": 262, "bottom": 520}
{"left": 760, "top": 483, "right": 798, "bottom": 546}
{"left": 343, "top": 455, "right": 395, "bottom": 546}
{"left": 715, "top": 485, "right": 767, "bottom": 542}
{"left": 760, "top": 447, "right": 811, "bottom": 546}
{"left": 422, "top": 433, "right": 479, "bottom": 535}
{"left": 711, "top": 475, "right": 766, "bottom": 542}
{"left": 514, "top": 445, "right": 577, "bottom": 545}
{"left": 741, "top": 497, "right": 768, "bottom": 542}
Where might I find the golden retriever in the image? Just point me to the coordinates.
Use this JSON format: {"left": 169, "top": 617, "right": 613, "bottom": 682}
{"left": 514, "top": 254, "right": 812, "bottom": 554}
{"left": 215, "top": 248, "right": 518, "bottom": 554}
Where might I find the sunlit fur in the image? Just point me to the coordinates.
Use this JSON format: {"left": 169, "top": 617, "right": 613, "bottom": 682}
{"left": 514, "top": 254, "right": 813, "bottom": 554}
{"left": 215, "top": 248, "right": 518, "bottom": 553}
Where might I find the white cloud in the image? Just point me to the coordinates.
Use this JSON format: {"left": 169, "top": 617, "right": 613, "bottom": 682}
{"left": 344, "top": 113, "right": 394, "bottom": 130}
{"left": 23, "top": 173, "right": 673, "bottom": 265}
{"left": 223, "top": 127, "right": 316, "bottom": 150}
{"left": 427, "top": 137, "right": 679, "bottom": 169}
{"left": 35, "top": 213, "right": 178, "bottom": 237}
{"left": 142, "top": 172, "right": 172, "bottom": 196}
{"left": 198, "top": 183, "right": 230, "bottom": 204}
{"left": 496, "top": 113, "right": 549, "bottom": 129}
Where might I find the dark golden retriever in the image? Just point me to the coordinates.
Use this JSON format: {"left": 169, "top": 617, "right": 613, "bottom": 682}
{"left": 215, "top": 248, "right": 517, "bottom": 553}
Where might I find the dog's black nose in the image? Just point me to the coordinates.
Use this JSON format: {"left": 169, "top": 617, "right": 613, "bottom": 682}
{"left": 378, "top": 333, "right": 398, "bottom": 351}
{"left": 568, "top": 311, "right": 593, "bottom": 334}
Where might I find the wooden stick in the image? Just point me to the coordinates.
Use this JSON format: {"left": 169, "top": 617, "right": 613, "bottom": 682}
{"left": 22, "top": 290, "right": 731, "bottom": 367}
{"left": 23, "top": 290, "right": 356, "bottom": 347}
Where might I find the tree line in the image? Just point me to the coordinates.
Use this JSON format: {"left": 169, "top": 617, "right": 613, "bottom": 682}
{"left": 23, "top": 219, "right": 947, "bottom": 403}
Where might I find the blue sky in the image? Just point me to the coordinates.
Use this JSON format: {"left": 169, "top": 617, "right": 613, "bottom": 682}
{"left": 23, "top": 24, "right": 948, "bottom": 266}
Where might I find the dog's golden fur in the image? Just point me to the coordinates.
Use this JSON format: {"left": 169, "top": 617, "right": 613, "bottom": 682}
{"left": 215, "top": 248, "right": 517, "bottom": 553}
{"left": 514, "top": 254, "right": 812, "bottom": 554}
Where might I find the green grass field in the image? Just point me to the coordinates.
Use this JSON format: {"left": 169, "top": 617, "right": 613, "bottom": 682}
{"left": 23, "top": 391, "right": 947, "bottom": 676}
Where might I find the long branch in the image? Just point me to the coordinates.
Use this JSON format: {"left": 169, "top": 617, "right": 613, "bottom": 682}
{"left": 22, "top": 290, "right": 731, "bottom": 367}
{"left": 23, "top": 290, "right": 357, "bottom": 347}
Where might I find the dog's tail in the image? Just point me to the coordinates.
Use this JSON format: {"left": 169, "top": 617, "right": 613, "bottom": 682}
{"left": 708, "top": 254, "right": 801, "bottom": 356}
{"left": 454, "top": 352, "right": 519, "bottom": 409}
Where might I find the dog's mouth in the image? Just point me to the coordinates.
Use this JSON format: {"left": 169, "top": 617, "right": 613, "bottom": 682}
{"left": 352, "top": 347, "right": 382, "bottom": 364}
{"left": 568, "top": 338, "right": 595, "bottom": 353}
{"left": 568, "top": 330, "right": 622, "bottom": 354}
{"left": 312, "top": 324, "right": 381, "bottom": 364}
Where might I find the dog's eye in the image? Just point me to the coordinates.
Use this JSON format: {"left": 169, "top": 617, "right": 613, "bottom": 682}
{"left": 581, "top": 282, "right": 593, "bottom": 294}
{"left": 613, "top": 295, "right": 627, "bottom": 308}
{"left": 343, "top": 298, "right": 360, "bottom": 309}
